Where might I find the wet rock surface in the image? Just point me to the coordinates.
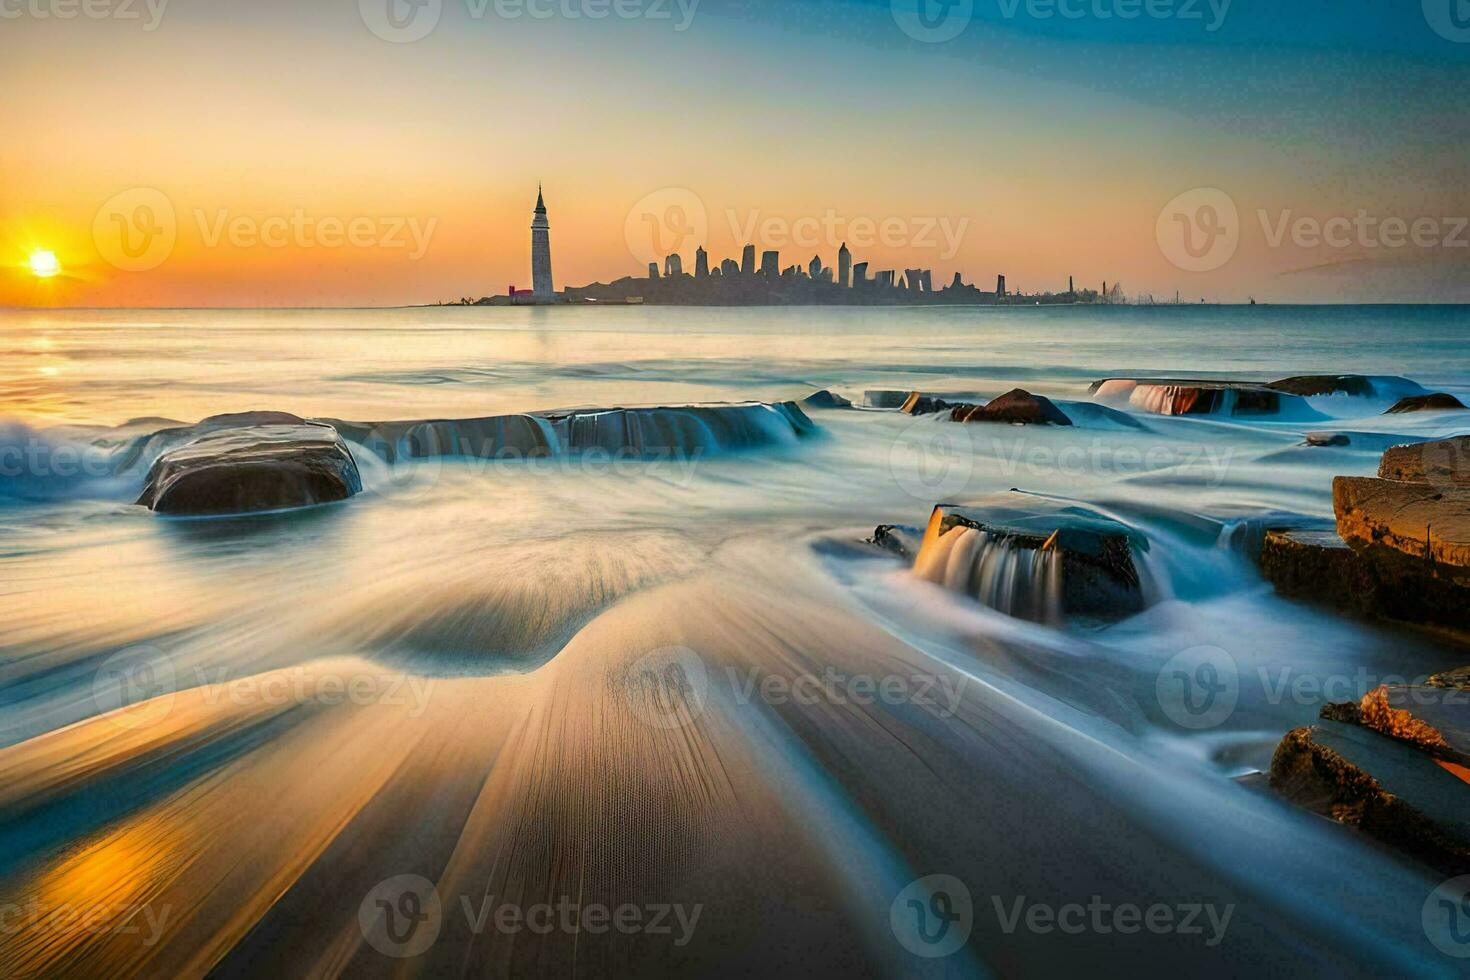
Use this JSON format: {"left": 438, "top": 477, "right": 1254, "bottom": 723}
{"left": 801, "top": 389, "right": 853, "bottom": 409}
{"left": 1385, "top": 392, "right": 1467, "bottom": 414}
{"left": 136, "top": 421, "right": 362, "bottom": 516}
{"left": 1377, "top": 436, "right": 1470, "bottom": 484}
{"left": 1089, "top": 378, "right": 1289, "bottom": 416}
{"left": 1333, "top": 477, "right": 1470, "bottom": 576}
{"left": 911, "top": 493, "right": 1146, "bottom": 620}
{"left": 1268, "top": 374, "right": 1381, "bottom": 397}
{"left": 899, "top": 392, "right": 954, "bottom": 416}
{"left": 950, "top": 388, "right": 1073, "bottom": 426}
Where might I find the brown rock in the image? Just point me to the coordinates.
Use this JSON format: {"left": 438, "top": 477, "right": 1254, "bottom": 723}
{"left": 1333, "top": 476, "right": 1470, "bottom": 575}
{"left": 950, "top": 389, "right": 1072, "bottom": 426}
{"left": 1378, "top": 436, "right": 1470, "bottom": 486}
{"left": 1355, "top": 678, "right": 1470, "bottom": 764}
{"left": 1269, "top": 375, "right": 1376, "bottom": 397}
{"left": 1385, "top": 392, "right": 1467, "bottom": 414}
{"left": 899, "top": 392, "right": 953, "bottom": 416}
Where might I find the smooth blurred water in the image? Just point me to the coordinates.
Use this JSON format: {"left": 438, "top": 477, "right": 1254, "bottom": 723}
{"left": 0, "top": 304, "right": 1468, "bottom": 977}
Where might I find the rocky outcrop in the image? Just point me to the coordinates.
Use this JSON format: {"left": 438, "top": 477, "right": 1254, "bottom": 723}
{"left": 1262, "top": 435, "right": 1470, "bottom": 633}
{"left": 802, "top": 389, "right": 852, "bottom": 409}
{"left": 1385, "top": 392, "right": 1466, "bottom": 414}
{"left": 950, "top": 389, "right": 1072, "bottom": 426}
{"left": 910, "top": 493, "right": 1146, "bottom": 621}
{"left": 1333, "top": 477, "right": 1470, "bottom": 577}
{"left": 1269, "top": 717, "right": 1470, "bottom": 876}
{"left": 899, "top": 393, "right": 953, "bottom": 416}
{"left": 136, "top": 420, "right": 362, "bottom": 516}
{"left": 1268, "top": 375, "right": 1379, "bottom": 398}
{"left": 1303, "top": 432, "right": 1352, "bottom": 447}
{"left": 864, "top": 390, "right": 913, "bottom": 409}
{"left": 868, "top": 524, "right": 923, "bottom": 560}
{"left": 1090, "top": 378, "right": 1293, "bottom": 417}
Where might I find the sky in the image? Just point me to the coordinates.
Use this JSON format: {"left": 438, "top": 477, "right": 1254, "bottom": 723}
{"left": 2, "top": 0, "right": 1469, "bottom": 306}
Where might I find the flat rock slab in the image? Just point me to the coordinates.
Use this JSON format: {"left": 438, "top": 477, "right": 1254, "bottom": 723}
{"left": 1333, "top": 476, "right": 1470, "bottom": 574}
{"left": 1088, "top": 378, "right": 1285, "bottom": 416}
{"left": 950, "top": 388, "right": 1072, "bottom": 426}
{"left": 1270, "top": 719, "right": 1470, "bottom": 876}
{"left": 137, "top": 422, "right": 362, "bottom": 516}
{"left": 1268, "top": 375, "right": 1378, "bottom": 397}
{"left": 1378, "top": 436, "right": 1470, "bottom": 486}
{"left": 1385, "top": 392, "right": 1467, "bottom": 414}
{"left": 912, "top": 492, "right": 1146, "bottom": 620}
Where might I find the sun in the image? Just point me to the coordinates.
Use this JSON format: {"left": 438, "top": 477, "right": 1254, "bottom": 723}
{"left": 28, "top": 250, "right": 61, "bottom": 278}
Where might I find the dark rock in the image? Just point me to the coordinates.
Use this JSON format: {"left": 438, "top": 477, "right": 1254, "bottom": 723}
{"left": 1268, "top": 375, "right": 1378, "bottom": 398}
{"left": 1304, "top": 432, "right": 1352, "bottom": 447}
{"left": 899, "top": 393, "right": 953, "bottom": 416}
{"left": 802, "top": 389, "right": 852, "bottom": 409}
{"left": 911, "top": 493, "right": 1146, "bottom": 621}
{"left": 1269, "top": 720, "right": 1470, "bottom": 876}
{"left": 136, "top": 421, "right": 362, "bottom": 516}
{"left": 864, "top": 390, "right": 913, "bottom": 409}
{"left": 1378, "top": 436, "right": 1470, "bottom": 485}
{"left": 1354, "top": 678, "right": 1470, "bottom": 764}
{"left": 1385, "top": 392, "right": 1466, "bottom": 414}
{"left": 950, "top": 389, "right": 1072, "bottom": 426}
{"left": 869, "top": 524, "right": 923, "bottom": 560}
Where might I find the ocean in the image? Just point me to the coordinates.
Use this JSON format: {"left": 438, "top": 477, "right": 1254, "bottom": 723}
{"left": 1, "top": 303, "right": 1467, "bottom": 976}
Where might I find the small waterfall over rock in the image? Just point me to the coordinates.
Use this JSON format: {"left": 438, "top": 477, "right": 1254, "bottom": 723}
{"left": 913, "top": 525, "right": 1065, "bottom": 624}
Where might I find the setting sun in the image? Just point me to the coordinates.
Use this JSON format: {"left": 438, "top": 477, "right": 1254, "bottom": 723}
{"left": 28, "top": 250, "right": 60, "bottom": 278}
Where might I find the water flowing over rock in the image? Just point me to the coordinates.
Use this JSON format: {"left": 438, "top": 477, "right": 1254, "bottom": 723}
{"left": 135, "top": 419, "right": 362, "bottom": 516}
{"left": 1267, "top": 374, "right": 1425, "bottom": 400}
{"left": 950, "top": 389, "right": 1073, "bottom": 426}
{"left": 910, "top": 493, "right": 1147, "bottom": 622}
{"left": 899, "top": 392, "right": 954, "bottom": 415}
{"left": 330, "top": 401, "right": 816, "bottom": 463}
{"left": 801, "top": 389, "right": 852, "bottom": 409}
{"left": 1384, "top": 392, "right": 1467, "bottom": 414}
{"left": 1089, "top": 378, "right": 1309, "bottom": 417}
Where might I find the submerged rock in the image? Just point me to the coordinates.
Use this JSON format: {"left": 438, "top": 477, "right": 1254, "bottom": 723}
{"left": 136, "top": 421, "right": 362, "bottom": 516}
{"left": 1268, "top": 375, "right": 1380, "bottom": 398}
{"left": 802, "top": 389, "right": 853, "bottom": 409}
{"left": 332, "top": 401, "right": 817, "bottom": 463}
{"left": 868, "top": 524, "right": 923, "bottom": 560}
{"left": 950, "top": 389, "right": 1072, "bottom": 426}
{"left": 1385, "top": 392, "right": 1466, "bottom": 414}
{"left": 864, "top": 390, "right": 913, "bottom": 409}
{"left": 1304, "top": 432, "right": 1352, "bottom": 447}
{"left": 911, "top": 493, "right": 1147, "bottom": 621}
{"left": 1269, "top": 719, "right": 1470, "bottom": 876}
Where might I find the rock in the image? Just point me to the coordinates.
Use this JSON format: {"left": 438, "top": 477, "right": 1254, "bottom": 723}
{"left": 1268, "top": 375, "right": 1378, "bottom": 397}
{"left": 136, "top": 421, "right": 362, "bottom": 516}
{"left": 1090, "top": 378, "right": 1290, "bottom": 417}
{"left": 869, "top": 524, "right": 923, "bottom": 560}
{"left": 1260, "top": 530, "right": 1379, "bottom": 612}
{"left": 864, "top": 390, "right": 913, "bottom": 409}
{"left": 950, "top": 389, "right": 1072, "bottom": 426}
{"left": 1304, "top": 432, "right": 1352, "bottom": 447}
{"left": 1354, "top": 679, "right": 1470, "bottom": 764}
{"left": 1385, "top": 392, "right": 1467, "bottom": 414}
{"left": 802, "top": 389, "right": 852, "bottom": 409}
{"left": 1269, "top": 719, "right": 1470, "bottom": 876}
{"left": 1378, "top": 436, "right": 1470, "bottom": 485}
{"left": 899, "top": 393, "right": 953, "bottom": 416}
{"left": 1333, "top": 476, "right": 1470, "bottom": 577}
{"left": 911, "top": 493, "right": 1147, "bottom": 621}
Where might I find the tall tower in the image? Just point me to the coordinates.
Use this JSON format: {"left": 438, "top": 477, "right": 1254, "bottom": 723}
{"left": 838, "top": 242, "right": 851, "bottom": 288}
{"left": 531, "top": 186, "right": 554, "bottom": 303}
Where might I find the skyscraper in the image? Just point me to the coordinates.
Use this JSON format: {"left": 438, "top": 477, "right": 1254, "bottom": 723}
{"left": 531, "top": 186, "right": 554, "bottom": 302}
{"left": 760, "top": 250, "right": 780, "bottom": 278}
{"left": 741, "top": 245, "right": 756, "bottom": 276}
{"left": 695, "top": 247, "right": 709, "bottom": 278}
{"left": 837, "top": 243, "right": 851, "bottom": 288}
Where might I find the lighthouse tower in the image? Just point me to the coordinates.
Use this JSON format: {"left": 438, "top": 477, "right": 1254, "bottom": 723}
{"left": 531, "top": 186, "right": 555, "bottom": 303}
